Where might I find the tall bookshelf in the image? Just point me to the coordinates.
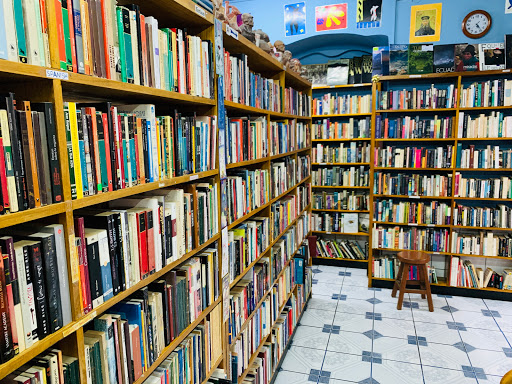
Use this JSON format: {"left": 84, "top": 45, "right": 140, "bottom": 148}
{"left": 0, "top": 1, "right": 312, "bottom": 383}
{"left": 370, "top": 70, "right": 512, "bottom": 297}
{"left": 310, "top": 83, "right": 373, "bottom": 277}
{"left": 222, "top": 26, "right": 313, "bottom": 384}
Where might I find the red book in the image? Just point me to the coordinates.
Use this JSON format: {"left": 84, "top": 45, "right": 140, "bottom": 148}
{"left": 74, "top": 217, "right": 92, "bottom": 314}
{"left": 146, "top": 209, "right": 155, "bottom": 274}
{"left": 140, "top": 15, "right": 148, "bottom": 86}
{"left": 54, "top": 0, "right": 67, "bottom": 69}
{"left": 136, "top": 210, "right": 148, "bottom": 279}
{"left": 130, "top": 325, "right": 142, "bottom": 381}
{"left": 101, "top": 113, "right": 113, "bottom": 192}
{"left": 110, "top": 107, "right": 123, "bottom": 190}
{"left": 66, "top": 0, "right": 77, "bottom": 72}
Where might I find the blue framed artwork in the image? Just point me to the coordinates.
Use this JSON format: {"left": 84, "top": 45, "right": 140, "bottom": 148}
{"left": 285, "top": 2, "right": 306, "bottom": 36}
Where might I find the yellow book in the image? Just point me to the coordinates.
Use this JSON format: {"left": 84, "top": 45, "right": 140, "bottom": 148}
{"left": 67, "top": 102, "right": 84, "bottom": 199}
{"left": 164, "top": 116, "right": 172, "bottom": 178}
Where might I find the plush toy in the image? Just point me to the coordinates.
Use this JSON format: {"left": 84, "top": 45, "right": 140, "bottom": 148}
{"left": 240, "top": 13, "right": 256, "bottom": 42}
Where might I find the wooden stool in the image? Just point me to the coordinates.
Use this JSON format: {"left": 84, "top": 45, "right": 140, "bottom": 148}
{"left": 391, "top": 251, "right": 434, "bottom": 312}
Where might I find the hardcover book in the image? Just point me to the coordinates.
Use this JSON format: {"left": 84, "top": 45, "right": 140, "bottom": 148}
{"left": 506, "top": 35, "right": 512, "bottom": 69}
{"left": 408, "top": 44, "right": 433, "bottom": 75}
{"left": 361, "top": 55, "right": 373, "bottom": 83}
{"left": 389, "top": 44, "right": 408, "bottom": 76}
{"left": 454, "top": 44, "right": 479, "bottom": 72}
{"left": 479, "top": 43, "right": 505, "bottom": 71}
{"left": 326, "top": 59, "right": 349, "bottom": 86}
{"left": 433, "top": 44, "right": 455, "bottom": 73}
{"left": 372, "top": 46, "right": 389, "bottom": 76}
{"left": 302, "top": 63, "right": 328, "bottom": 87}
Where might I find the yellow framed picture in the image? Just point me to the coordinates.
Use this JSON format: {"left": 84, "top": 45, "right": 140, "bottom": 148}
{"left": 409, "top": 3, "right": 442, "bottom": 43}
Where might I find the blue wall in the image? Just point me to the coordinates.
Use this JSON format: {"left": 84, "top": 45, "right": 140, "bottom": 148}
{"left": 230, "top": 0, "right": 512, "bottom": 61}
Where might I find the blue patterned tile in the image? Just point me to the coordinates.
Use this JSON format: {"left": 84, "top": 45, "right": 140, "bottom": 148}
{"left": 362, "top": 351, "right": 371, "bottom": 356}
{"left": 308, "top": 373, "right": 319, "bottom": 382}
{"left": 313, "top": 269, "right": 322, "bottom": 274}
{"left": 362, "top": 355, "right": 371, "bottom": 362}
{"left": 369, "top": 288, "right": 382, "bottom": 291}
{"left": 437, "top": 294, "right": 452, "bottom": 298}
{"left": 461, "top": 366, "right": 487, "bottom": 380}
{"left": 366, "top": 298, "right": 382, "bottom": 305}
{"left": 318, "top": 377, "right": 329, "bottom": 384}
{"left": 504, "top": 347, "right": 512, "bottom": 357}
{"left": 365, "top": 312, "right": 373, "bottom": 320}
{"left": 332, "top": 325, "right": 340, "bottom": 331}
{"left": 359, "top": 378, "right": 380, "bottom": 384}
{"left": 374, "top": 313, "right": 382, "bottom": 321}
{"left": 363, "top": 330, "right": 383, "bottom": 339}
{"left": 339, "top": 295, "right": 347, "bottom": 301}
{"left": 310, "top": 369, "right": 321, "bottom": 376}
{"left": 313, "top": 279, "right": 318, "bottom": 285}
{"left": 441, "top": 305, "right": 457, "bottom": 312}
{"left": 332, "top": 294, "right": 341, "bottom": 300}
{"left": 321, "top": 371, "right": 331, "bottom": 377}
{"left": 403, "top": 301, "right": 419, "bottom": 309}
{"left": 407, "top": 335, "right": 417, "bottom": 345}
{"left": 331, "top": 329, "right": 340, "bottom": 335}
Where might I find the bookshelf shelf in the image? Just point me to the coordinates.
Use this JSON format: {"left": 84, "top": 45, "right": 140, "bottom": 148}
{"left": 452, "top": 225, "right": 512, "bottom": 231}
{"left": 371, "top": 276, "right": 510, "bottom": 293}
{"left": 374, "top": 167, "right": 453, "bottom": 171}
{"left": 454, "top": 168, "right": 512, "bottom": 172}
{"left": 373, "top": 194, "right": 452, "bottom": 200}
{"left": 458, "top": 105, "right": 512, "bottom": 111}
{"left": 271, "top": 147, "right": 312, "bottom": 160}
{"left": 312, "top": 230, "right": 369, "bottom": 236}
{"left": 375, "top": 138, "right": 455, "bottom": 142}
{"left": 285, "top": 69, "right": 313, "bottom": 90}
{"left": 313, "top": 162, "right": 370, "bottom": 166}
{"left": 373, "top": 221, "right": 451, "bottom": 228}
{"left": 224, "top": 99, "right": 310, "bottom": 120}
{"left": 312, "top": 138, "right": 372, "bottom": 142}
{"left": 312, "top": 83, "right": 373, "bottom": 90}
{"left": 312, "top": 208, "right": 370, "bottom": 213}
{"left": 454, "top": 196, "right": 512, "bottom": 202}
{"left": 226, "top": 157, "right": 270, "bottom": 169}
{"left": 201, "top": 356, "right": 224, "bottom": 384}
{"left": 373, "top": 248, "right": 451, "bottom": 255}
{"left": 313, "top": 113, "right": 372, "bottom": 118}
{"left": 456, "top": 137, "right": 512, "bottom": 141}
{"left": 0, "top": 202, "right": 68, "bottom": 230}
{"left": 376, "top": 108, "right": 457, "bottom": 113}
{"left": 71, "top": 169, "right": 219, "bottom": 210}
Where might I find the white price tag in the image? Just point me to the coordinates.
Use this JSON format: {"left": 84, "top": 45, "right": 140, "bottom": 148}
{"left": 409, "top": 196, "right": 420, "bottom": 199}
{"left": 503, "top": 69, "right": 511, "bottom": 73}
{"left": 190, "top": 174, "right": 199, "bottom": 180}
{"left": 195, "top": 4, "right": 206, "bottom": 18}
{"left": 226, "top": 25, "right": 239, "bottom": 40}
{"left": 409, "top": 75, "right": 422, "bottom": 78}
{"left": 159, "top": 182, "right": 165, "bottom": 187}
{"left": 409, "top": 223, "right": 418, "bottom": 226}
{"left": 46, "top": 69, "right": 69, "bottom": 80}
{"left": 326, "top": 231, "right": 331, "bottom": 234}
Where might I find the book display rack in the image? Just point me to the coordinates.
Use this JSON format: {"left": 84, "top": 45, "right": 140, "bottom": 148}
{"left": 0, "top": 1, "right": 312, "bottom": 383}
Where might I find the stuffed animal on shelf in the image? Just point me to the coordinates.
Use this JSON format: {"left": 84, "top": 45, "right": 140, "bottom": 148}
{"left": 213, "top": 0, "right": 225, "bottom": 21}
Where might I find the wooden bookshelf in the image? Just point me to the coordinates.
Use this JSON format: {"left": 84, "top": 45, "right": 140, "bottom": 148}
{"left": 0, "top": 0, "right": 313, "bottom": 381}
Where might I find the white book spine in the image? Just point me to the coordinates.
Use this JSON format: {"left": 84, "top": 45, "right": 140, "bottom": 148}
{"left": 21, "top": 0, "right": 40, "bottom": 65}
{"left": 129, "top": 10, "right": 139, "bottom": 85}
{"left": 3, "top": 0, "right": 17, "bottom": 61}
{"left": 32, "top": 0, "right": 46, "bottom": 66}
{"left": 15, "top": 245, "right": 38, "bottom": 348}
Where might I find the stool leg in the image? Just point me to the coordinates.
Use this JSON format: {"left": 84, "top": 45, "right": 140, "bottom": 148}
{"left": 418, "top": 266, "right": 426, "bottom": 299}
{"left": 423, "top": 264, "right": 434, "bottom": 312}
{"left": 397, "top": 263, "right": 408, "bottom": 310}
{"left": 392, "top": 262, "right": 405, "bottom": 298}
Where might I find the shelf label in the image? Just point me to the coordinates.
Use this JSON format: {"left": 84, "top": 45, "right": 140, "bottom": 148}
{"left": 503, "top": 69, "right": 511, "bottom": 73}
{"left": 190, "top": 174, "right": 199, "bottom": 180}
{"left": 226, "top": 25, "right": 239, "bottom": 40}
{"left": 195, "top": 4, "right": 206, "bottom": 18}
{"left": 409, "top": 196, "right": 420, "bottom": 199}
{"left": 46, "top": 69, "right": 69, "bottom": 80}
{"left": 409, "top": 223, "right": 418, "bottom": 226}
{"left": 159, "top": 182, "right": 165, "bottom": 187}
{"left": 409, "top": 75, "right": 422, "bottom": 78}
{"left": 326, "top": 231, "right": 331, "bottom": 234}
{"left": 427, "top": 224, "right": 434, "bottom": 227}
{"left": 353, "top": 83, "right": 366, "bottom": 87}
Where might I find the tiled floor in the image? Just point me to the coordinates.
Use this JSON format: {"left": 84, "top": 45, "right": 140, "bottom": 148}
{"left": 274, "top": 265, "right": 512, "bottom": 384}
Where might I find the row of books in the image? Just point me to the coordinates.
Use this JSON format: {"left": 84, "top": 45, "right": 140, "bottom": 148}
{"left": 0, "top": 96, "right": 62, "bottom": 213}
{"left": 375, "top": 115, "right": 454, "bottom": 139}
{"left": 374, "top": 146, "right": 453, "bottom": 169}
{"left": 449, "top": 258, "right": 511, "bottom": 289}
{"left": 453, "top": 204, "right": 512, "bottom": 229}
{"left": 376, "top": 85, "right": 457, "bottom": 110}
{"left": 84, "top": 253, "right": 220, "bottom": 384}
{"left": 454, "top": 174, "right": 512, "bottom": 199}
{"left": 374, "top": 200, "right": 451, "bottom": 225}
{"left": 373, "top": 172, "right": 452, "bottom": 197}
{"left": 312, "top": 117, "right": 371, "bottom": 140}
{"left": 0, "top": 227, "right": 72, "bottom": 362}
{"left": 311, "top": 166, "right": 370, "bottom": 187}
{"left": 312, "top": 94, "right": 372, "bottom": 116}
{"left": 297, "top": 184, "right": 311, "bottom": 214}
{"left": 284, "top": 88, "right": 312, "bottom": 117}
{"left": 312, "top": 212, "right": 368, "bottom": 233}
{"left": 316, "top": 237, "right": 368, "bottom": 260}
{"left": 371, "top": 257, "right": 438, "bottom": 283}
{"left": 458, "top": 111, "right": 512, "bottom": 139}
{"left": 313, "top": 191, "right": 369, "bottom": 211}
{"left": 75, "top": 186, "right": 219, "bottom": 314}
{"left": 455, "top": 145, "right": 512, "bottom": 169}
{"left": 373, "top": 42, "right": 512, "bottom": 77}
{"left": 65, "top": 103, "right": 217, "bottom": 199}
{"left": 228, "top": 217, "right": 270, "bottom": 285}
{"left": 451, "top": 232, "right": 512, "bottom": 258}
{"left": 271, "top": 219, "right": 308, "bottom": 279}
{"left": 296, "top": 122, "right": 310, "bottom": 149}
{"left": 298, "top": 155, "right": 311, "bottom": 181}
{"left": 225, "top": 169, "right": 270, "bottom": 225}
{"left": 271, "top": 158, "right": 297, "bottom": 199}
{"left": 372, "top": 226, "right": 450, "bottom": 252}
{"left": 270, "top": 196, "right": 298, "bottom": 238}
{"left": 226, "top": 116, "right": 268, "bottom": 165}
{"left": 0, "top": 348, "right": 79, "bottom": 384}
{"left": 270, "top": 120, "right": 295, "bottom": 156}
{"left": 142, "top": 307, "right": 223, "bottom": 384}
{"left": 229, "top": 257, "right": 270, "bottom": 342}
{"left": 460, "top": 79, "right": 512, "bottom": 108}
{"left": 313, "top": 142, "right": 370, "bottom": 164}
{"left": 223, "top": 50, "right": 282, "bottom": 112}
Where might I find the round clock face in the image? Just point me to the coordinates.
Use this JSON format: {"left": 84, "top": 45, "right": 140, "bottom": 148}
{"left": 463, "top": 11, "right": 492, "bottom": 38}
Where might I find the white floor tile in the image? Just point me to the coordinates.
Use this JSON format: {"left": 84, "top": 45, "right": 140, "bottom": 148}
{"left": 412, "top": 306, "right": 454, "bottom": 324}
{"left": 314, "top": 272, "right": 346, "bottom": 285}
{"left": 459, "top": 328, "right": 510, "bottom": 352}
{"left": 312, "top": 282, "right": 343, "bottom": 298}
{"left": 340, "top": 285, "right": 375, "bottom": 300}
{"left": 495, "top": 314, "right": 512, "bottom": 334}
{"left": 452, "top": 310, "right": 500, "bottom": 330}
{"left": 373, "top": 301, "right": 414, "bottom": 320}
{"left": 326, "top": 330, "right": 372, "bottom": 355}
{"left": 341, "top": 275, "right": 369, "bottom": 287}
{"left": 476, "top": 374, "right": 508, "bottom": 384}
{"left": 345, "top": 267, "right": 368, "bottom": 276}
{"left": 414, "top": 322, "right": 463, "bottom": 345}
{"left": 331, "top": 312, "right": 374, "bottom": 333}
{"left": 484, "top": 299, "right": 512, "bottom": 316}
{"left": 336, "top": 298, "right": 374, "bottom": 315}
{"left": 321, "top": 351, "right": 372, "bottom": 382}
{"left": 373, "top": 318, "right": 415, "bottom": 339}
{"left": 446, "top": 297, "right": 487, "bottom": 313}
{"left": 466, "top": 348, "right": 512, "bottom": 377}
{"left": 291, "top": 325, "right": 330, "bottom": 351}
{"left": 422, "top": 366, "right": 478, "bottom": 384}
{"left": 371, "top": 359, "right": 424, "bottom": 384}
{"left": 419, "top": 342, "right": 471, "bottom": 370}
{"left": 374, "top": 288, "right": 406, "bottom": 303}
{"left": 299, "top": 308, "right": 336, "bottom": 328}
{"left": 308, "top": 296, "right": 339, "bottom": 312}
{"left": 406, "top": 296, "right": 447, "bottom": 310}
{"left": 373, "top": 336, "right": 421, "bottom": 364}
{"left": 274, "top": 370, "right": 316, "bottom": 384}
{"left": 280, "top": 346, "right": 325, "bottom": 374}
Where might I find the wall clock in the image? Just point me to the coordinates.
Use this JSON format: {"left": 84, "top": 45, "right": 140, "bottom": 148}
{"left": 462, "top": 10, "right": 492, "bottom": 39}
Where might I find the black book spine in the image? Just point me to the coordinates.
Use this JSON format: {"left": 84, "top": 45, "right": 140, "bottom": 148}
{"left": 28, "top": 243, "right": 50, "bottom": 339}
{"left": 31, "top": 112, "right": 48, "bottom": 206}
{"left": 16, "top": 111, "right": 35, "bottom": 209}
{"left": 39, "top": 235, "right": 63, "bottom": 333}
{"left": 5, "top": 94, "right": 27, "bottom": 210}
{"left": 32, "top": 103, "right": 63, "bottom": 203}
{"left": 105, "top": 215, "right": 120, "bottom": 295}
{"left": 86, "top": 236, "right": 103, "bottom": 306}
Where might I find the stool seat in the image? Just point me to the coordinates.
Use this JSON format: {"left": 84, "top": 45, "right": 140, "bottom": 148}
{"left": 397, "top": 251, "right": 430, "bottom": 265}
{"left": 391, "top": 251, "right": 434, "bottom": 312}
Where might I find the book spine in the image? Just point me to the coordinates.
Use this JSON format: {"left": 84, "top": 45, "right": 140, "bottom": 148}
{"left": 80, "top": 0, "right": 90, "bottom": 74}
{"left": 0, "top": 136, "right": 10, "bottom": 213}
{"left": 3, "top": 0, "right": 18, "bottom": 62}
{"left": 68, "top": 102, "right": 83, "bottom": 199}
{"left": 66, "top": 0, "right": 77, "bottom": 71}
{"left": 0, "top": 257, "right": 14, "bottom": 362}
{"left": 12, "top": 0, "right": 27, "bottom": 63}
{"left": 41, "top": 103, "right": 63, "bottom": 203}
{"left": 18, "top": 103, "right": 41, "bottom": 208}
{"left": 40, "top": 236, "right": 63, "bottom": 333}
{"left": 63, "top": 106, "right": 77, "bottom": 199}
{"left": 71, "top": 0, "right": 84, "bottom": 73}
{"left": 28, "top": 243, "right": 50, "bottom": 339}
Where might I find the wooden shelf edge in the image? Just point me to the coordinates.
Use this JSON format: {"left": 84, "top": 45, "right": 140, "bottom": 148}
{"left": 0, "top": 202, "right": 68, "bottom": 230}
{"left": 226, "top": 157, "right": 270, "bottom": 169}
{"left": 314, "top": 256, "right": 368, "bottom": 262}
{"left": 312, "top": 83, "right": 372, "bottom": 90}
{"left": 224, "top": 100, "right": 310, "bottom": 120}
{"left": 312, "top": 113, "right": 372, "bottom": 118}
{"left": 312, "top": 185, "right": 370, "bottom": 189}
{"left": 312, "top": 231, "right": 369, "bottom": 236}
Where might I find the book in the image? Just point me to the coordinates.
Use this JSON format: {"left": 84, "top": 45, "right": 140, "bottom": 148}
{"left": 372, "top": 46, "right": 389, "bottom": 76}
{"left": 433, "top": 44, "right": 455, "bottom": 73}
{"left": 506, "top": 35, "right": 512, "bottom": 69}
{"left": 455, "top": 43, "right": 479, "bottom": 72}
{"left": 408, "top": 44, "right": 433, "bottom": 75}
{"left": 389, "top": 44, "right": 408, "bottom": 76}
{"left": 326, "top": 59, "right": 349, "bottom": 86}
{"left": 361, "top": 55, "right": 372, "bottom": 83}
{"left": 479, "top": 42, "right": 505, "bottom": 71}
{"left": 302, "top": 63, "right": 328, "bottom": 87}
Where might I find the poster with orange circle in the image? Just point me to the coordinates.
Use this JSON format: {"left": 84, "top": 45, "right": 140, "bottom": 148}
{"left": 315, "top": 3, "right": 347, "bottom": 31}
